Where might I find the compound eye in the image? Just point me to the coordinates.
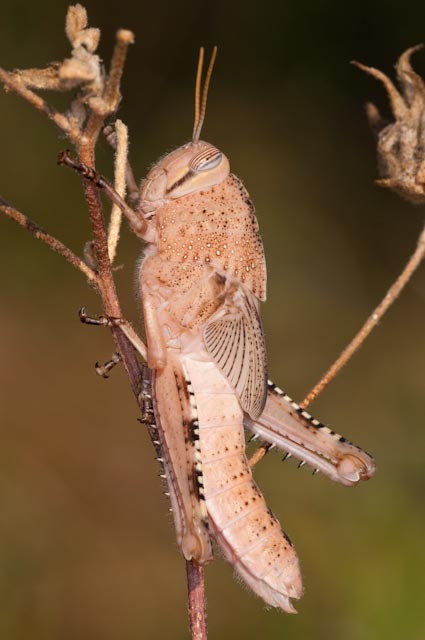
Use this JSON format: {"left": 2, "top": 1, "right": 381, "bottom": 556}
{"left": 190, "top": 148, "right": 223, "bottom": 172}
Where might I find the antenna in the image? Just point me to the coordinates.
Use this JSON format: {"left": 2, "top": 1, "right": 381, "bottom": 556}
{"left": 192, "top": 46, "right": 218, "bottom": 143}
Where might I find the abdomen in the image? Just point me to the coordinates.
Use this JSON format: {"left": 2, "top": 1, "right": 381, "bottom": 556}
{"left": 182, "top": 352, "right": 302, "bottom": 613}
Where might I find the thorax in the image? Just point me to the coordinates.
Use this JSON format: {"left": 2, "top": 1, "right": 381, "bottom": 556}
{"left": 141, "top": 174, "right": 267, "bottom": 302}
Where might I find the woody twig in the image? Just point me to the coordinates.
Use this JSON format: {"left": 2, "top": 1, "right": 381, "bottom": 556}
{"left": 0, "top": 196, "right": 98, "bottom": 283}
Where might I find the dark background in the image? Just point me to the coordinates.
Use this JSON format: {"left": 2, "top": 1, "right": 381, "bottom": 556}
{"left": 1, "top": 1, "right": 425, "bottom": 638}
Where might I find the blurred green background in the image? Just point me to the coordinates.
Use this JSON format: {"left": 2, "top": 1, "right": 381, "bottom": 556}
{"left": 1, "top": 0, "right": 425, "bottom": 638}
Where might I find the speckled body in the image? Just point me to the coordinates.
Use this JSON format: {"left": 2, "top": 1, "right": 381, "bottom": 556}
{"left": 135, "top": 134, "right": 374, "bottom": 613}
{"left": 141, "top": 174, "right": 266, "bottom": 334}
{"left": 136, "top": 141, "right": 304, "bottom": 611}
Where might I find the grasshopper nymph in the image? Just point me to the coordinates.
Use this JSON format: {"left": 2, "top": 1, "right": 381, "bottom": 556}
{"left": 114, "top": 48, "right": 375, "bottom": 612}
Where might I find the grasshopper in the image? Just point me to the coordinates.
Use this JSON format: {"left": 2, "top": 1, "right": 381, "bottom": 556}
{"left": 88, "top": 48, "right": 375, "bottom": 613}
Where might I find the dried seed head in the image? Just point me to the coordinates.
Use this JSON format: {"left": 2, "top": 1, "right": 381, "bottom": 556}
{"left": 354, "top": 45, "right": 425, "bottom": 204}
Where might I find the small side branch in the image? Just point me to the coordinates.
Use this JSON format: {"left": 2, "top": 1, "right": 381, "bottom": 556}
{"left": 0, "top": 67, "right": 76, "bottom": 139}
{"left": 82, "top": 28, "right": 134, "bottom": 146}
{"left": 58, "top": 149, "right": 147, "bottom": 236}
{"left": 0, "top": 196, "right": 98, "bottom": 283}
{"left": 104, "top": 123, "right": 139, "bottom": 205}
{"left": 103, "top": 29, "right": 135, "bottom": 110}
{"left": 108, "top": 119, "right": 128, "bottom": 263}
{"left": 301, "top": 222, "right": 425, "bottom": 409}
{"left": 248, "top": 443, "right": 271, "bottom": 468}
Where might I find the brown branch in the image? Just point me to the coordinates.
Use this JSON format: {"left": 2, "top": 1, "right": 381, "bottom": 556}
{"left": 78, "top": 160, "right": 119, "bottom": 309}
{"left": 82, "top": 29, "right": 134, "bottom": 146}
{"left": 0, "top": 196, "right": 98, "bottom": 283}
{"left": 103, "top": 29, "right": 134, "bottom": 110}
{"left": 186, "top": 561, "right": 207, "bottom": 640}
{"left": 58, "top": 149, "right": 147, "bottom": 236}
{"left": 0, "top": 67, "right": 76, "bottom": 139}
{"left": 301, "top": 222, "right": 425, "bottom": 409}
{"left": 248, "top": 443, "right": 271, "bottom": 468}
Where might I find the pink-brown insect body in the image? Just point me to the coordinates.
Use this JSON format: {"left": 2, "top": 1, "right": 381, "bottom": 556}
{"left": 138, "top": 139, "right": 304, "bottom": 610}
{"left": 137, "top": 135, "right": 374, "bottom": 612}
{"left": 149, "top": 175, "right": 266, "bottom": 296}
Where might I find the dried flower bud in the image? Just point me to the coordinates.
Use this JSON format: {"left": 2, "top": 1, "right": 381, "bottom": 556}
{"left": 354, "top": 45, "right": 425, "bottom": 204}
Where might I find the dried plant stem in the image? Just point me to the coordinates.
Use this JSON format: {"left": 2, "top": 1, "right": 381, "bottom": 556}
{"left": 108, "top": 119, "right": 128, "bottom": 263}
{"left": 77, "top": 159, "right": 146, "bottom": 396}
{"left": 248, "top": 443, "right": 271, "bottom": 468}
{"left": 82, "top": 29, "right": 134, "bottom": 146}
{"left": 301, "top": 222, "right": 425, "bottom": 409}
{"left": 186, "top": 561, "right": 207, "bottom": 640}
{"left": 103, "top": 124, "right": 139, "bottom": 205}
{"left": 0, "top": 68, "right": 76, "bottom": 139}
{"left": 0, "top": 196, "right": 98, "bottom": 283}
{"left": 103, "top": 30, "right": 134, "bottom": 108}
